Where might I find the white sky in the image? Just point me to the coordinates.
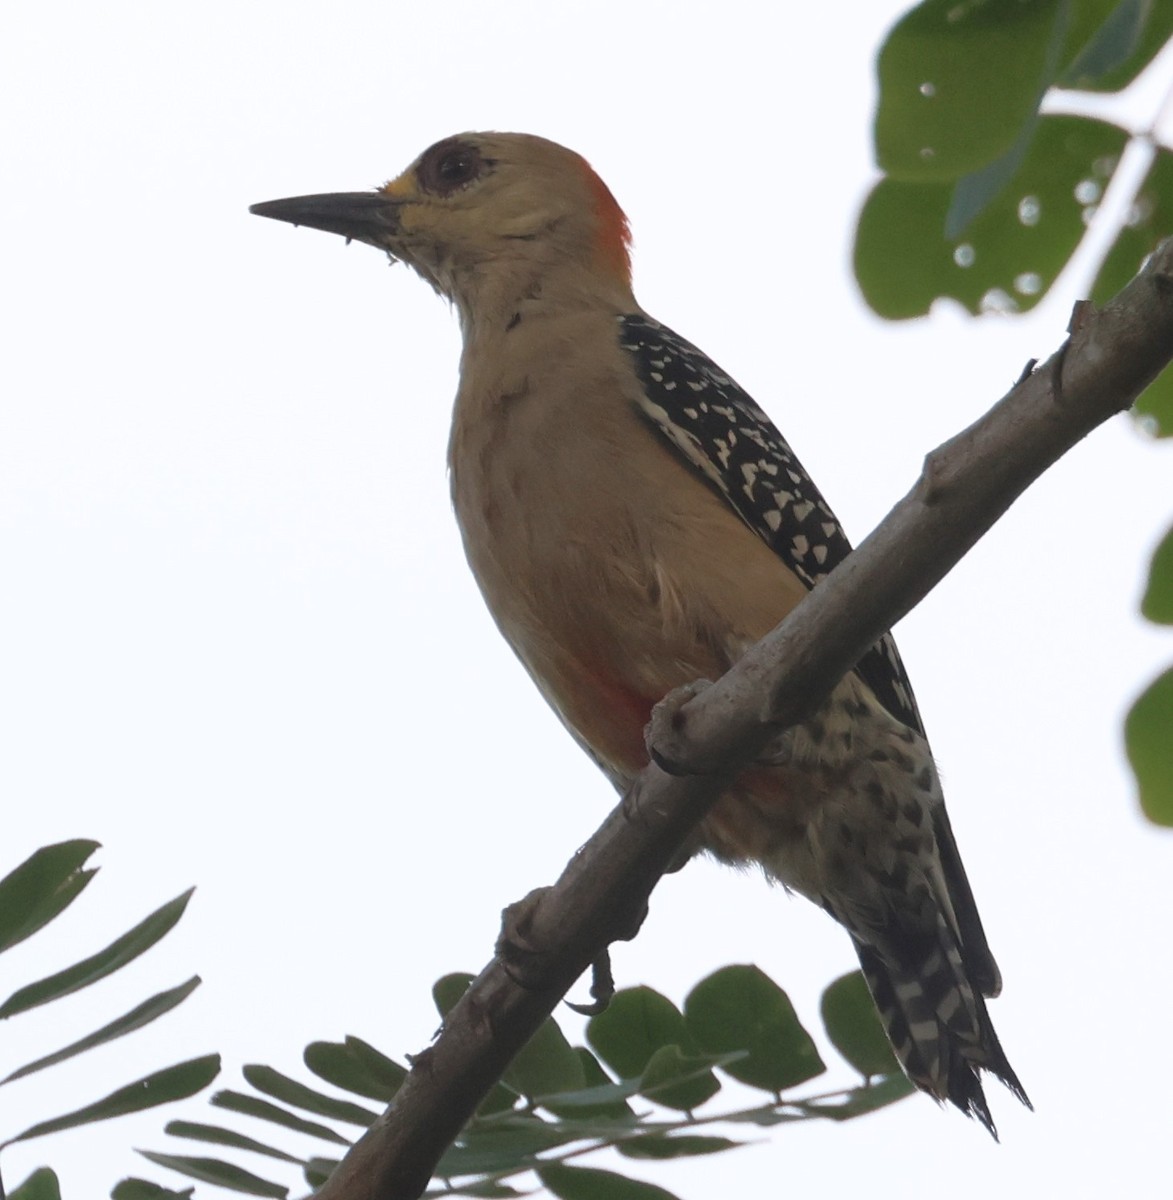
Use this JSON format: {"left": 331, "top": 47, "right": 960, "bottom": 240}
{"left": 2, "top": 3, "right": 1172, "bottom": 1198}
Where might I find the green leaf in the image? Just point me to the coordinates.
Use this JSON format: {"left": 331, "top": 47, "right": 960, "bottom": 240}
{"left": 0, "top": 888, "right": 194, "bottom": 1019}
{"left": 539, "top": 1164, "right": 682, "bottom": 1200}
{"left": 433, "top": 972, "right": 474, "bottom": 1016}
{"left": 437, "top": 1119, "right": 577, "bottom": 1178}
{"left": 1060, "top": 0, "right": 1147, "bottom": 86}
{"left": 1126, "top": 667, "right": 1173, "bottom": 825}
{"left": 803, "top": 1074, "right": 917, "bottom": 1120}
{"left": 164, "top": 1119, "right": 303, "bottom": 1163}
{"left": 502, "top": 1015, "right": 585, "bottom": 1101}
{"left": 303, "top": 1038, "right": 405, "bottom": 1102}
{"left": 856, "top": 116, "right": 1129, "bottom": 319}
{"left": 944, "top": 113, "right": 1039, "bottom": 239}
{"left": 1060, "top": 0, "right": 1173, "bottom": 90}
{"left": 819, "top": 971, "right": 901, "bottom": 1079}
{"left": 210, "top": 1090, "right": 350, "bottom": 1145}
{"left": 447, "top": 1184, "right": 523, "bottom": 1199}
{"left": 1142, "top": 524, "right": 1173, "bottom": 624}
{"left": 617, "top": 1133, "right": 741, "bottom": 1159}
{"left": 476, "top": 1078, "right": 523, "bottom": 1117}
{"left": 587, "top": 986, "right": 695, "bottom": 1078}
{"left": 111, "top": 1178, "right": 195, "bottom": 1200}
{"left": 6, "top": 1054, "right": 220, "bottom": 1144}
{"left": 433, "top": 969, "right": 514, "bottom": 1110}
{"left": 3, "top": 977, "right": 201, "bottom": 1084}
{"left": 1090, "top": 148, "right": 1173, "bottom": 436}
{"left": 538, "top": 1047, "right": 634, "bottom": 1119}
{"left": 241, "top": 1065, "right": 378, "bottom": 1127}
{"left": 528, "top": 1075, "right": 644, "bottom": 1113}
{"left": 0, "top": 840, "right": 99, "bottom": 953}
{"left": 1090, "top": 150, "right": 1173, "bottom": 303}
{"left": 8, "top": 1167, "right": 62, "bottom": 1200}
{"left": 303, "top": 1158, "right": 339, "bottom": 1188}
{"left": 719, "top": 1104, "right": 804, "bottom": 1127}
{"left": 136, "top": 1151, "right": 287, "bottom": 1198}
{"left": 685, "top": 965, "right": 825, "bottom": 1092}
{"left": 1133, "top": 369, "right": 1173, "bottom": 439}
{"left": 875, "top": 0, "right": 1066, "bottom": 181}
{"left": 637, "top": 1044, "right": 721, "bottom": 1112}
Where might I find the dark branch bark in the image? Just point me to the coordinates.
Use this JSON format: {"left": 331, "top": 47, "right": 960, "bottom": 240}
{"left": 313, "top": 240, "right": 1173, "bottom": 1200}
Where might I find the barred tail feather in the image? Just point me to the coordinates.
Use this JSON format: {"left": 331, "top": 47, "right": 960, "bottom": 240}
{"left": 854, "top": 928, "right": 1030, "bottom": 1139}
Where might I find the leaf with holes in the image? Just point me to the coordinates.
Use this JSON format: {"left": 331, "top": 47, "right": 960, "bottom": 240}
{"left": 856, "top": 116, "right": 1128, "bottom": 318}
{"left": 1059, "top": 0, "right": 1173, "bottom": 91}
{"left": 875, "top": 0, "right": 1066, "bottom": 181}
{"left": 1091, "top": 148, "right": 1173, "bottom": 436}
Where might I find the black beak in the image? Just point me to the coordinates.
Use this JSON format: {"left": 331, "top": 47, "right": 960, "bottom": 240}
{"left": 249, "top": 192, "right": 401, "bottom": 246}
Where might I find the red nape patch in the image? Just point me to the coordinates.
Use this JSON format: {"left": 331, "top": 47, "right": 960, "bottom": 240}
{"left": 577, "top": 156, "right": 632, "bottom": 284}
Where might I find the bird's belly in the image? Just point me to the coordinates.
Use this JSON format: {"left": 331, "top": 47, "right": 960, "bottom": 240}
{"left": 700, "top": 764, "right": 826, "bottom": 897}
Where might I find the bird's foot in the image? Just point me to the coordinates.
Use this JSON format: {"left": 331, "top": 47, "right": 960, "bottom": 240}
{"left": 645, "top": 678, "right": 717, "bottom": 775}
{"left": 497, "top": 887, "right": 555, "bottom": 990}
{"left": 498, "top": 889, "right": 645, "bottom": 1010}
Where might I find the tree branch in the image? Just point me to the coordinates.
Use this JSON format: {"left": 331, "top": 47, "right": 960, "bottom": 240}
{"left": 313, "top": 240, "right": 1173, "bottom": 1200}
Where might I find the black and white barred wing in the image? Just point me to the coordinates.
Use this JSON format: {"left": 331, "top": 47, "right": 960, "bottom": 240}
{"left": 618, "top": 313, "right": 921, "bottom": 734}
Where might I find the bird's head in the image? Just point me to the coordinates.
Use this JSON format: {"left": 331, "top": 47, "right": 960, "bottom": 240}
{"left": 250, "top": 132, "right": 634, "bottom": 326}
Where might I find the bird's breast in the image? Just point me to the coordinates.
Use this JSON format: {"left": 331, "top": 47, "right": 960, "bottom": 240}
{"left": 447, "top": 314, "right": 808, "bottom": 779}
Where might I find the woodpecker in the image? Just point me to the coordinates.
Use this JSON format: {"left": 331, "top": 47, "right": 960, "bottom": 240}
{"left": 251, "top": 132, "right": 1028, "bottom": 1134}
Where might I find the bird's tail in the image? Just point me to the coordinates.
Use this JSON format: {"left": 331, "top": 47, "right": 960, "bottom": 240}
{"left": 854, "top": 920, "right": 1030, "bottom": 1139}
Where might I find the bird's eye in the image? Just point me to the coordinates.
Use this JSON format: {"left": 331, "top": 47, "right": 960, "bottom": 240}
{"left": 438, "top": 151, "right": 475, "bottom": 184}
{"left": 418, "top": 139, "right": 489, "bottom": 196}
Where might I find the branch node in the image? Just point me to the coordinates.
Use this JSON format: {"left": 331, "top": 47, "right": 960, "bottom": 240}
{"left": 918, "top": 443, "right": 951, "bottom": 505}
{"left": 620, "top": 773, "right": 655, "bottom": 826}
{"left": 1014, "top": 358, "right": 1038, "bottom": 387}
{"left": 1050, "top": 339, "right": 1072, "bottom": 408}
{"left": 1151, "top": 254, "right": 1173, "bottom": 294}
{"left": 1067, "top": 299, "right": 1093, "bottom": 335}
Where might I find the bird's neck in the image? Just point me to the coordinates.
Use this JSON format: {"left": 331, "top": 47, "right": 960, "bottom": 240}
{"left": 450, "top": 255, "right": 636, "bottom": 343}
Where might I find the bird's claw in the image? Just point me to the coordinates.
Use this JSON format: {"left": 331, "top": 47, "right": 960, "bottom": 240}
{"left": 497, "top": 887, "right": 555, "bottom": 990}
{"left": 566, "top": 949, "right": 616, "bottom": 1016}
{"left": 645, "top": 679, "right": 716, "bottom": 775}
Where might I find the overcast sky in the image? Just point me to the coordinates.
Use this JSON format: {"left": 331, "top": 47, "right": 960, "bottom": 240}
{"left": 3, "top": 3, "right": 1172, "bottom": 1198}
